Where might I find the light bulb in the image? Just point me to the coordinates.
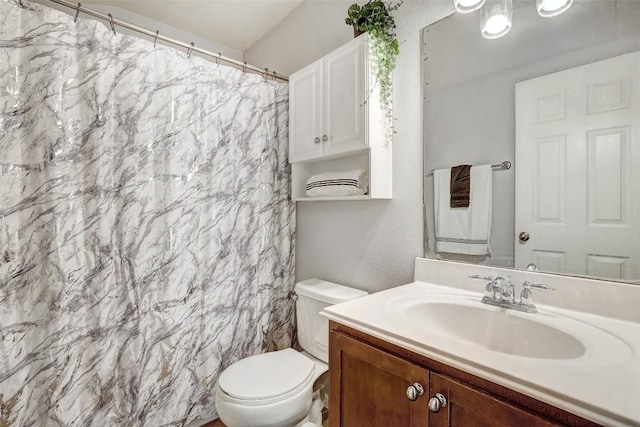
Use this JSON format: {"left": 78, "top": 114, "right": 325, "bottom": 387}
{"left": 481, "top": 0, "right": 513, "bottom": 39}
{"left": 454, "top": 0, "right": 486, "bottom": 14}
{"left": 536, "top": 0, "right": 573, "bottom": 17}
{"left": 484, "top": 15, "right": 509, "bottom": 34}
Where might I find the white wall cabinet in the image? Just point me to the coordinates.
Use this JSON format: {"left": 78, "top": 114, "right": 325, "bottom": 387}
{"left": 289, "top": 34, "right": 392, "bottom": 201}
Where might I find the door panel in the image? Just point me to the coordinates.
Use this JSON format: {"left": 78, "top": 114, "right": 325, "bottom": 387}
{"left": 329, "top": 332, "right": 428, "bottom": 427}
{"left": 429, "top": 373, "right": 559, "bottom": 427}
{"left": 289, "top": 60, "right": 323, "bottom": 162}
{"left": 515, "top": 51, "right": 640, "bottom": 279}
{"left": 324, "top": 38, "right": 367, "bottom": 157}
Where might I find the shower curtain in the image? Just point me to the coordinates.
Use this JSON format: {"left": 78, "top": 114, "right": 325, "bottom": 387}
{"left": 0, "top": 1, "right": 294, "bottom": 425}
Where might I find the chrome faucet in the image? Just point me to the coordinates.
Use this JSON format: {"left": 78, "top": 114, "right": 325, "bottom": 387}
{"left": 520, "top": 281, "right": 555, "bottom": 310}
{"left": 488, "top": 276, "right": 514, "bottom": 303}
{"left": 468, "top": 275, "right": 554, "bottom": 313}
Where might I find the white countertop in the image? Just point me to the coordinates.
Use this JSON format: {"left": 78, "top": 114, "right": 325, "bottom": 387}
{"left": 322, "top": 280, "right": 640, "bottom": 426}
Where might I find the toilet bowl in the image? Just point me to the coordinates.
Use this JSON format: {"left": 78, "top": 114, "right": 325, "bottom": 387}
{"left": 215, "top": 349, "right": 326, "bottom": 427}
{"left": 215, "top": 279, "right": 367, "bottom": 427}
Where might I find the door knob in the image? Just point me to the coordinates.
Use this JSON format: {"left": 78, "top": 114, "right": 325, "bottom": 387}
{"left": 518, "top": 231, "right": 530, "bottom": 242}
{"left": 428, "top": 393, "right": 447, "bottom": 413}
{"left": 313, "top": 137, "right": 320, "bottom": 144}
{"left": 322, "top": 134, "right": 328, "bottom": 142}
{"left": 406, "top": 383, "right": 424, "bottom": 401}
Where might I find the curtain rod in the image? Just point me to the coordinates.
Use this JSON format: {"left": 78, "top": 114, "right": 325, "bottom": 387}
{"left": 426, "top": 160, "right": 512, "bottom": 177}
{"left": 46, "top": 0, "right": 289, "bottom": 82}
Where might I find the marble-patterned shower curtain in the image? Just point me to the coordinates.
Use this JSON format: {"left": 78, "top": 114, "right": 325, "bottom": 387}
{"left": 0, "top": 1, "right": 294, "bottom": 425}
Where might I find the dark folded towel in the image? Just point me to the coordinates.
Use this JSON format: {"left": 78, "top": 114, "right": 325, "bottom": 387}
{"left": 450, "top": 164, "right": 471, "bottom": 208}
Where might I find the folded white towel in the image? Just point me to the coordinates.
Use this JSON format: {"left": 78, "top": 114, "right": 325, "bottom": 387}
{"left": 434, "top": 164, "right": 492, "bottom": 255}
{"left": 306, "top": 169, "right": 368, "bottom": 197}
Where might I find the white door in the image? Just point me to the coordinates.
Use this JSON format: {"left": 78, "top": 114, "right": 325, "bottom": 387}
{"left": 289, "top": 59, "right": 324, "bottom": 163}
{"left": 323, "top": 36, "right": 367, "bottom": 158}
{"left": 515, "top": 51, "right": 640, "bottom": 280}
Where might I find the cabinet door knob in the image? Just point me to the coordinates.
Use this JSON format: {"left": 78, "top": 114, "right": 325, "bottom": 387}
{"left": 322, "top": 134, "right": 328, "bottom": 142}
{"left": 406, "top": 383, "right": 424, "bottom": 401}
{"left": 428, "top": 393, "right": 447, "bottom": 413}
{"left": 314, "top": 137, "right": 320, "bottom": 144}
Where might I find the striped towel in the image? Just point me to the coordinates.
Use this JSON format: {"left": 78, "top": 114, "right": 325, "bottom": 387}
{"left": 306, "top": 169, "right": 368, "bottom": 197}
{"left": 434, "top": 165, "right": 492, "bottom": 255}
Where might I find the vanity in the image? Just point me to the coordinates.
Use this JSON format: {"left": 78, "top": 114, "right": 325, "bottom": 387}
{"left": 322, "top": 258, "right": 640, "bottom": 426}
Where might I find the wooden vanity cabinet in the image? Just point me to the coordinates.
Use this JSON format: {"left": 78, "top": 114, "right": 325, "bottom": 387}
{"left": 428, "top": 373, "right": 558, "bottom": 427}
{"left": 329, "top": 322, "right": 599, "bottom": 427}
{"left": 329, "top": 330, "right": 429, "bottom": 426}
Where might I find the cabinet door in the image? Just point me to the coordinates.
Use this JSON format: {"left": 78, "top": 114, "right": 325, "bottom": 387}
{"left": 330, "top": 332, "right": 429, "bottom": 427}
{"left": 289, "top": 59, "right": 324, "bottom": 162}
{"left": 323, "top": 37, "right": 367, "bottom": 158}
{"left": 429, "top": 373, "right": 561, "bottom": 427}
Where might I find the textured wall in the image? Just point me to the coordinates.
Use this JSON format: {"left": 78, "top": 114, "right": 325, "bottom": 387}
{"left": 246, "top": 1, "right": 455, "bottom": 293}
{"left": 0, "top": 1, "right": 293, "bottom": 425}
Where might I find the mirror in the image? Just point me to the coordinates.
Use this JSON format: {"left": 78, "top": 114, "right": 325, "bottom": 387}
{"left": 422, "top": 1, "right": 640, "bottom": 283}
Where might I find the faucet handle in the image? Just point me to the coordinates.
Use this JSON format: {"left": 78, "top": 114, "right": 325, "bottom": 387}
{"left": 520, "top": 281, "right": 554, "bottom": 309}
{"left": 469, "top": 274, "right": 503, "bottom": 299}
{"left": 468, "top": 274, "right": 494, "bottom": 281}
{"left": 522, "top": 281, "right": 554, "bottom": 291}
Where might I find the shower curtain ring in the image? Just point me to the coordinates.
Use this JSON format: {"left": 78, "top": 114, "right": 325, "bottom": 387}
{"left": 242, "top": 61, "right": 247, "bottom": 74}
{"left": 216, "top": 52, "right": 222, "bottom": 67}
{"left": 263, "top": 68, "right": 269, "bottom": 81}
{"left": 153, "top": 30, "right": 159, "bottom": 48}
{"left": 187, "top": 42, "right": 194, "bottom": 58}
{"left": 272, "top": 70, "right": 277, "bottom": 81}
{"left": 74, "top": 2, "right": 82, "bottom": 22}
{"left": 108, "top": 13, "right": 116, "bottom": 34}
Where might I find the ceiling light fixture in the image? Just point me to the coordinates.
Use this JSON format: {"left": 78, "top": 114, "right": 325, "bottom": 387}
{"left": 455, "top": 0, "right": 573, "bottom": 39}
{"left": 454, "top": 0, "right": 486, "bottom": 14}
{"left": 536, "top": 0, "right": 573, "bottom": 17}
{"left": 481, "top": 0, "right": 513, "bottom": 39}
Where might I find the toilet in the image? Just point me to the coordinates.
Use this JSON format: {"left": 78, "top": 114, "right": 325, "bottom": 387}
{"left": 215, "top": 278, "right": 368, "bottom": 427}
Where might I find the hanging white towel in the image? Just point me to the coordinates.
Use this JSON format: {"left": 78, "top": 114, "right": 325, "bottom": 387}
{"left": 434, "top": 164, "right": 492, "bottom": 255}
{"left": 305, "top": 169, "right": 368, "bottom": 197}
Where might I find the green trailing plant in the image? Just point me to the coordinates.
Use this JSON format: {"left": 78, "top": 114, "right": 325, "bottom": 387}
{"left": 345, "top": 0, "right": 402, "bottom": 137}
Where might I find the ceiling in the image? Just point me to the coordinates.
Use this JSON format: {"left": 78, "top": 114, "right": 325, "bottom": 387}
{"left": 81, "top": 0, "right": 305, "bottom": 51}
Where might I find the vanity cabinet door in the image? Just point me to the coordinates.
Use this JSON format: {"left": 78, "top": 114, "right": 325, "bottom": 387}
{"left": 289, "top": 36, "right": 367, "bottom": 163}
{"left": 289, "top": 59, "right": 324, "bottom": 163}
{"left": 329, "top": 331, "right": 429, "bottom": 427}
{"left": 323, "top": 35, "right": 367, "bottom": 157}
{"left": 429, "top": 372, "right": 561, "bottom": 427}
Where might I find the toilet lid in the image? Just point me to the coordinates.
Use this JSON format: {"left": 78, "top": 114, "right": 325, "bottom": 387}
{"left": 218, "top": 348, "right": 315, "bottom": 400}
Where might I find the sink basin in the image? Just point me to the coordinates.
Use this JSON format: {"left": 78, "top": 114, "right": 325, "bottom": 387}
{"left": 387, "top": 294, "right": 632, "bottom": 363}
{"left": 404, "top": 302, "right": 585, "bottom": 359}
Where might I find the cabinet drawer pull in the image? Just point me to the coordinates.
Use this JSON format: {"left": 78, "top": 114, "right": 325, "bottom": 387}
{"left": 406, "top": 383, "right": 424, "bottom": 401}
{"left": 428, "top": 393, "right": 447, "bottom": 413}
{"left": 314, "top": 137, "right": 320, "bottom": 144}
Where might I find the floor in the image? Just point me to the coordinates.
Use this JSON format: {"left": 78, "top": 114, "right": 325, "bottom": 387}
{"left": 201, "top": 408, "right": 329, "bottom": 426}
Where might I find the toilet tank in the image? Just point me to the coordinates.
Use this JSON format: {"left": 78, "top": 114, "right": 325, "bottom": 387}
{"left": 295, "top": 278, "right": 368, "bottom": 363}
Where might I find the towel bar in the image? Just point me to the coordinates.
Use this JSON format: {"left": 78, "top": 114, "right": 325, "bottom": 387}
{"left": 426, "top": 160, "right": 511, "bottom": 177}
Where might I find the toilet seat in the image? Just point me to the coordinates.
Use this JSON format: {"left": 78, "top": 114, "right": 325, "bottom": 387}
{"left": 218, "top": 348, "right": 315, "bottom": 405}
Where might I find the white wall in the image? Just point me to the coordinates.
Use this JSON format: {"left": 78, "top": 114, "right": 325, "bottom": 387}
{"left": 246, "top": 1, "right": 455, "bottom": 293}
